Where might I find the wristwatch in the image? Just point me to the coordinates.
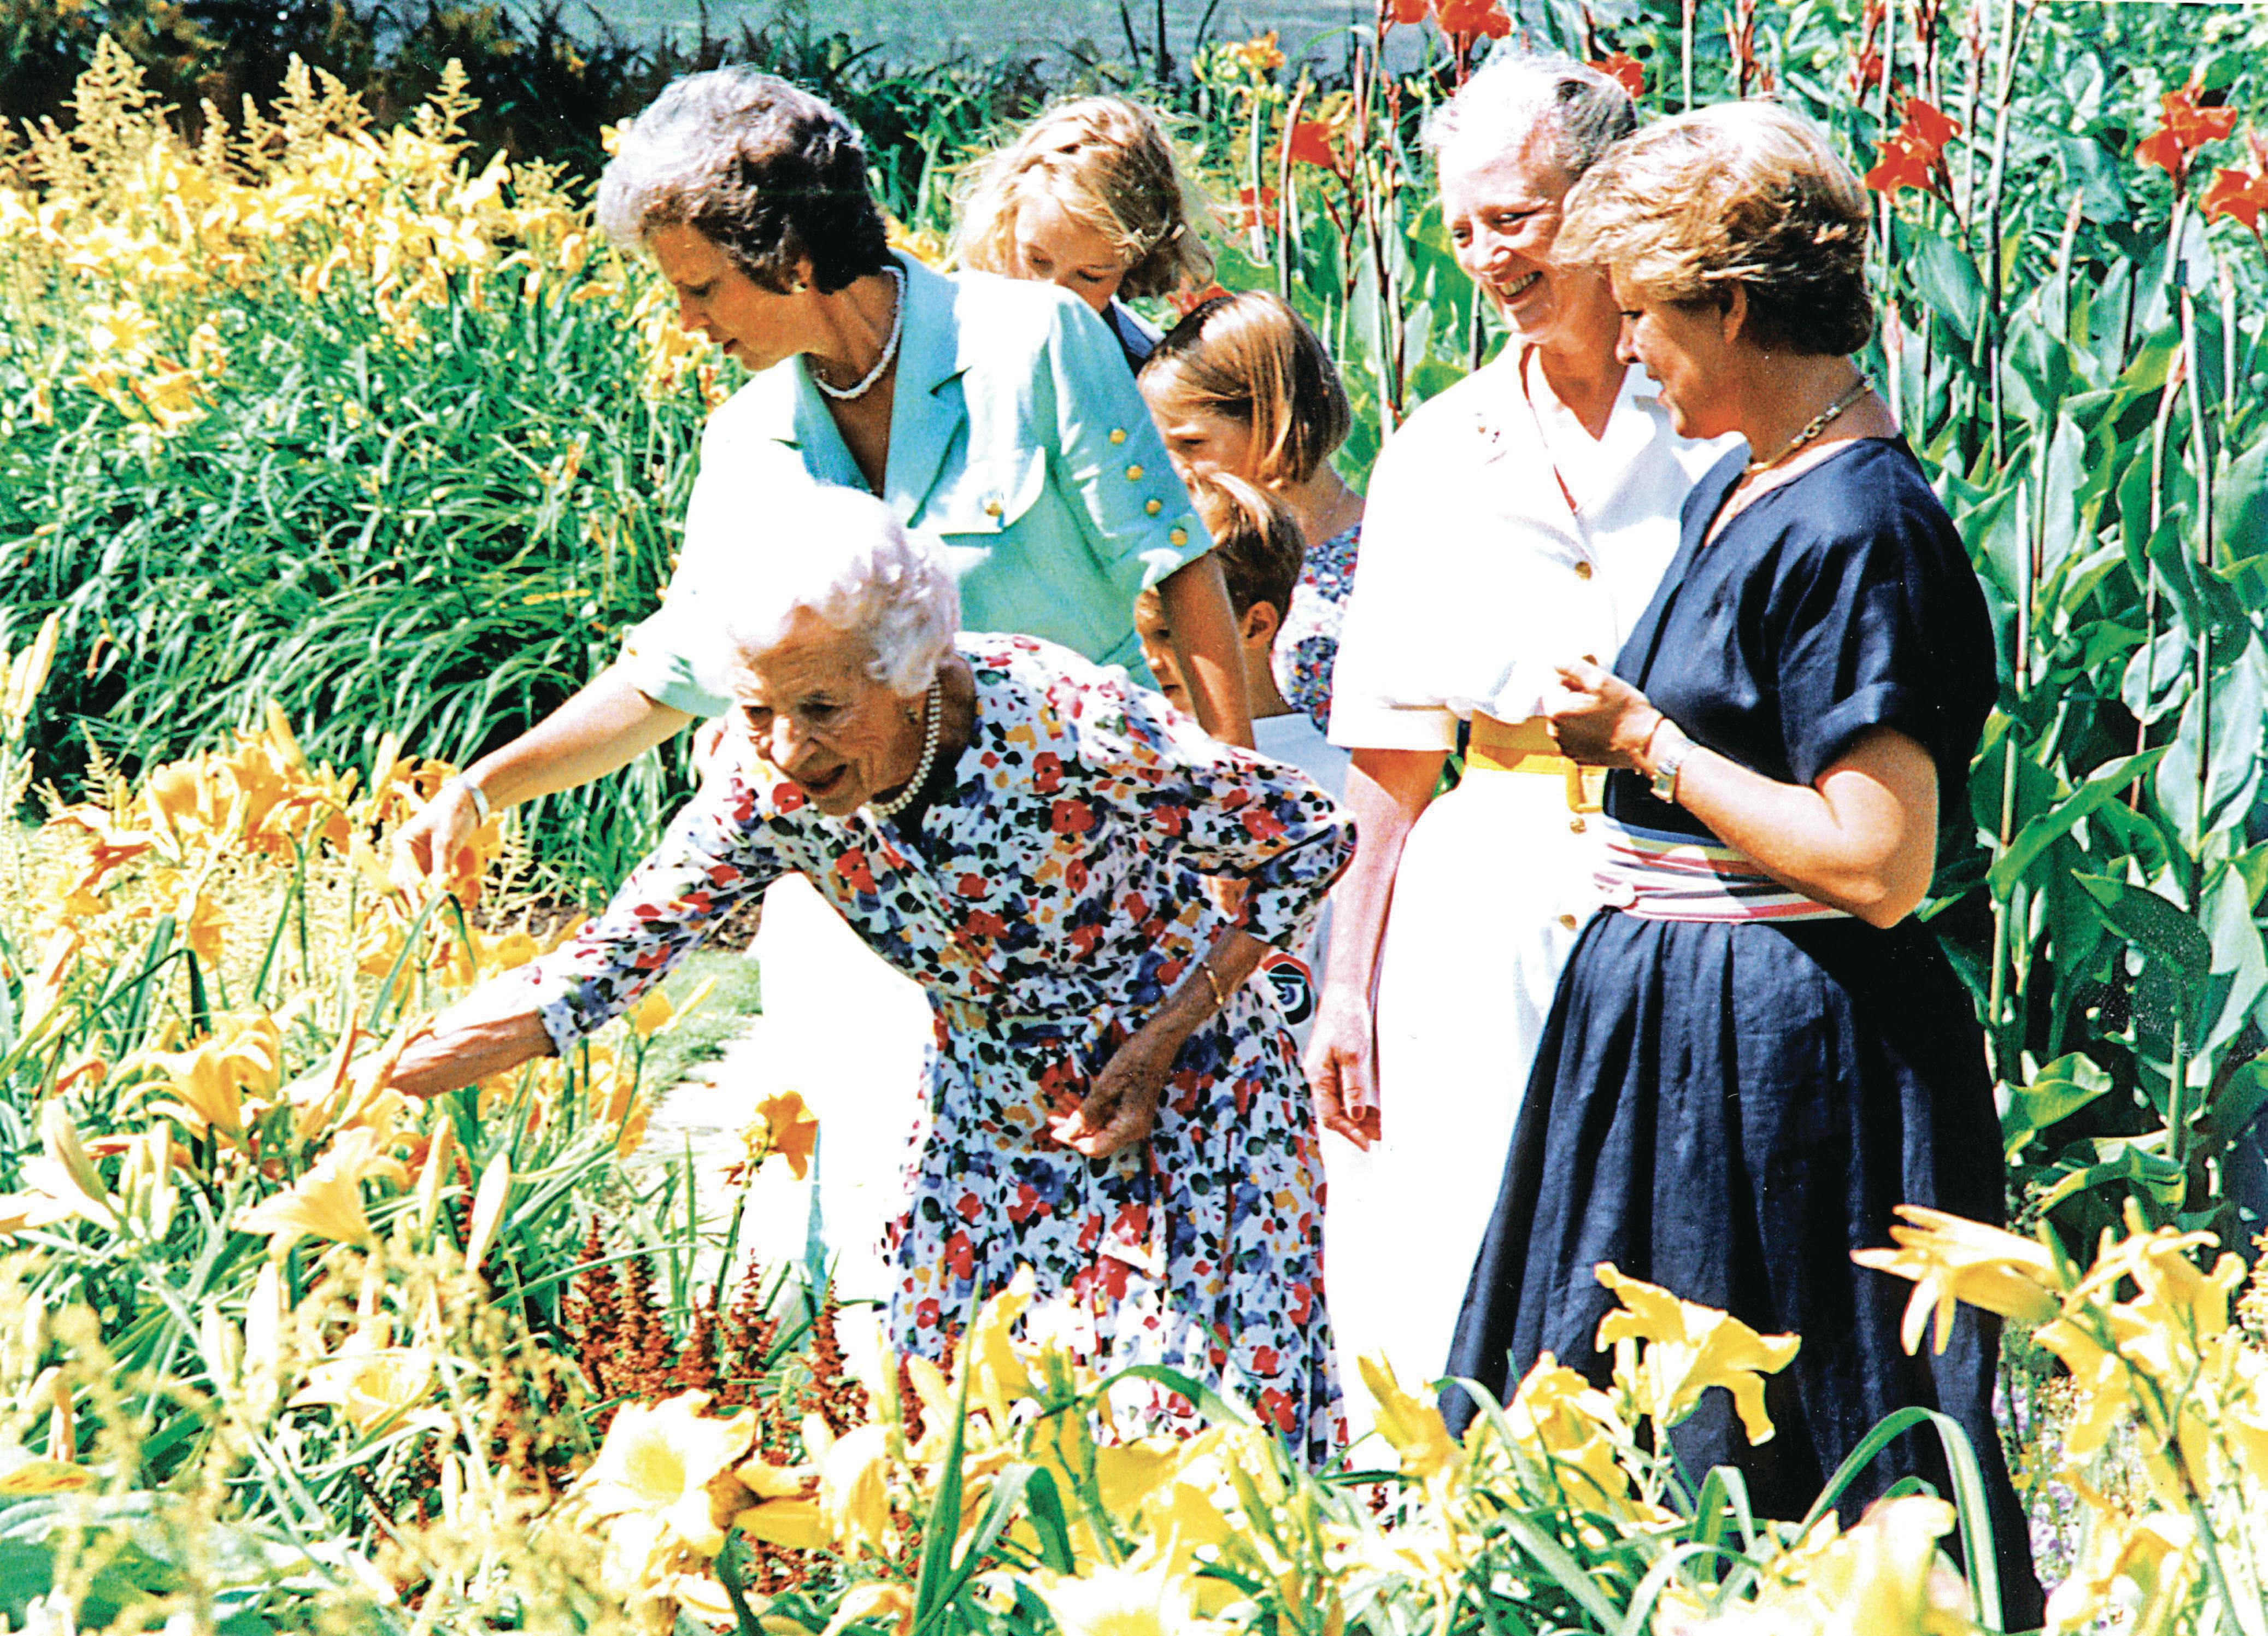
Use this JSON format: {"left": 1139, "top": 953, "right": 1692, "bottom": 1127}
{"left": 1646, "top": 721, "right": 1694, "bottom": 804}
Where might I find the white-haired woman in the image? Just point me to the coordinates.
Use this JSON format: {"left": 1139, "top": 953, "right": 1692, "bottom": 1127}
{"left": 386, "top": 68, "right": 1252, "bottom": 1304}
{"left": 391, "top": 486, "right": 1354, "bottom": 1461}
{"left": 1306, "top": 52, "right": 1737, "bottom": 1411}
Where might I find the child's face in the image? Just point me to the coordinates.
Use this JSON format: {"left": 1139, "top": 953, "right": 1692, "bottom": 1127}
{"left": 1141, "top": 376, "right": 1261, "bottom": 487}
{"left": 1132, "top": 589, "right": 1192, "bottom": 715}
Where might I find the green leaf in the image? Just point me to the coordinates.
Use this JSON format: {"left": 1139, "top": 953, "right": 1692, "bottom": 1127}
{"left": 1999, "top": 1054, "right": 2116, "bottom": 1158}
{"left": 1987, "top": 748, "right": 2167, "bottom": 896}
{"left": 1019, "top": 1466, "right": 1077, "bottom": 1575}
{"left": 2155, "top": 640, "right": 2267, "bottom": 841}
{"left": 1907, "top": 224, "right": 1987, "bottom": 345}
{"left": 2053, "top": 133, "right": 2132, "bottom": 225}
{"left": 2219, "top": 433, "right": 2268, "bottom": 566}
{"left": 2196, "top": 861, "right": 2268, "bottom": 1056}
{"left": 911, "top": 1311, "right": 977, "bottom": 1627}
{"left": 2036, "top": 1135, "right": 2187, "bottom": 1214}
{"left": 2206, "top": 1060, "right": 2268, "bottom": 1151}
{"left": 2073, "top": 873, "right": 2211, "bottom": 982}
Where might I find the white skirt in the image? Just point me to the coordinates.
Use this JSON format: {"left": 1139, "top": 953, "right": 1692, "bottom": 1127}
{"left": 748, "top": 872, "right": 933, "bottom": 1303}
{"left": 1321, "top": 766, "right": 1607, "bottom": 1420}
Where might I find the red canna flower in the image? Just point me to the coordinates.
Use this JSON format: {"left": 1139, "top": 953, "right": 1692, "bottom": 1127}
{"left": 1287, "top": 119, "right": 1349, "bottom": 176}
{"left": 1432, "top": 0, "right": 1511, "bottom": 40}
{"left": 1224, "top": 186, "right": 1279, "bottom": 233}
{"left": 1385, "top": 0, "right": 1429, "bottom": 21}
{"left": 1865, "top": 134, "right": 1937, "bottom": 196}
{"left": 2137, "top": 81, "right": 2239, "bottom": 187}
{"left": 1165, "top": 284, "right": 1224, "bottom": 318}
{"left": 2202, "top": 149, "right": 2268, "bottom": 232}
{"left": 1905, "top": 97, "right": 1960, "bottom": 149}
{"left": 1591, "top": 52, "right": 1644, "bottom": 98}
{"left": 1865, "top": 97, "right": 1958, "bottom": 198}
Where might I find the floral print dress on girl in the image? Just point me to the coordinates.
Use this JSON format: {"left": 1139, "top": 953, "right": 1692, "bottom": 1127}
{"left": 522, "top": 634, "right": 1355, "bottom": 1461}
{"left": 1270, "top": 523, "right": 1361, "bottom": 733}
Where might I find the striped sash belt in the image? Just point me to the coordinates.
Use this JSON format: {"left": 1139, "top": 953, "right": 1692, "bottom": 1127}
{"left": 1595, "top": 820, "right": 1852, "bottom": 923}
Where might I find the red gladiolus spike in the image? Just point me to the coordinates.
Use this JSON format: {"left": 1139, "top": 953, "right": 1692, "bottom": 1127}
{"left": 1905, "top": 97, "right": 1960, "bottom": 149}
{"left": 1591, "top": 52, "right": 1644, "bottom": 97}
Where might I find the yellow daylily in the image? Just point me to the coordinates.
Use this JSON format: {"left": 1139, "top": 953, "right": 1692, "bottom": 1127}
{"left": 941, "top": 1268, "right": 1038, "bottom": 1433}
{"left": 575, "top": 1390, "right": 759, "bottom": 1558}
{"left": 1594, "top": 1263, "right": 1799, "bottom": 1444}
{"left": 2044, "top": 1499, "right": 2195, "bottom": 1636}
{"left": 1503, "top": 1353, "right": 1629, "bottom": 1511}
{"left": 754, "top": 1091, "right": 819, "bottom": 1181}
{"left": 463, "top": 1152, "right": 511, "bottom": 1275}
{"left": 3, "top": 612, "right": 60, "bottom": 728}
{"left": 1034, "top": 1544, "right": 1200, "bottom": 1636}
{"left": 0, "top": 1456, "right": 96, "bottom": 1496}
{"left": 821, "top": 1582, "right": 914, "bottom": 1636}
{"left": 812, "top": 1419, "right": 893, "bottom": 1557}
{"left": 1358, "top": 1355, "right": 1458, "bottom": 1482}
{"left": 1852, "top": 1204, "right": 2065, "bottom": 1356}
{"left": 291, "top": 1344, "right": 438, "bottom": 1435}
{"left": 1677, "top": 1496, "right": 1973, "bottom": 1636}
{"left": 7, "top": 1102, "right": 122, "bottom": 1233}
{"left": 138, "top": 1010, "right": 284, "bottom": 1139}
{"left": 730, "top": 1453, "right": 826, "bottom": 1551}
{"left": 237, "top": 1125, "right": 410, "bottom": 1249}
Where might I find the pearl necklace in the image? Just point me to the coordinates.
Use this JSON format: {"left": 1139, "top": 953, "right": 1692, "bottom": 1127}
{"left": 809, "top": 265, "right": 907, "bottom": 403}
{"left": 1744, "top": 377, "right": 1872, "bottom": 477}
{"left": 866, "top": 676, "right": 943, "bottom": 823}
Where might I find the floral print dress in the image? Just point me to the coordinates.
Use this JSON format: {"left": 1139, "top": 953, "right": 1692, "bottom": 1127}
{"left": 524, "top": 634, "right": 1355, "bottom": 1461}
{"left": 1271, "top": 523, "right": 1361, "bottom": 733}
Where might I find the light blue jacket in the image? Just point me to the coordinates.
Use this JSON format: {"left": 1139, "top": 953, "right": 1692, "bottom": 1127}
{"left": 620, "top": 256, "right": 1211, "bottom": 715}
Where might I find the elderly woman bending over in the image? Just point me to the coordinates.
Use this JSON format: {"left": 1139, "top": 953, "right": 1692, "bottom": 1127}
{"left": 390, "top": 486, "right": 1355, "bottom": 1460}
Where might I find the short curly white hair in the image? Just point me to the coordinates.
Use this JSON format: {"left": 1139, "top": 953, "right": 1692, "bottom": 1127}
{"left": 697, "top": 484, "right": 960, "bottom": 699}
{"left": 1423, "top": 49, "right": 1635, "bottom": 178}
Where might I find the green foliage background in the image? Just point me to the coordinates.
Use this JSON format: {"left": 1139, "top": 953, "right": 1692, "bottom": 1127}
{"left": 5, "top": 0, "right": 2268, "bottom": 1249}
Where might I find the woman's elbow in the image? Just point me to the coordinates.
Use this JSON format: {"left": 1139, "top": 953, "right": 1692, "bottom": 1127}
{"left": 1838, "top": 849, "right": 1934, "bottom": 928}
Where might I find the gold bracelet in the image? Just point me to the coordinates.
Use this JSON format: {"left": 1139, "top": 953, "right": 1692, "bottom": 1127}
{"left": 1200, "top": 959, "right": 1230, "bottom": 1013}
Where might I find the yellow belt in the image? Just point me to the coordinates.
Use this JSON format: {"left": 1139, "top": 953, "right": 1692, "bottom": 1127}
{"left": 1467, "top": 714, "right": 1606, "bottom": 814}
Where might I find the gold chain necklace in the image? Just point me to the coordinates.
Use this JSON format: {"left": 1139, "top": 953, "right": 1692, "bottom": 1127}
{"left": 1743, "top": 377, "right": 1872, "bottom": 477}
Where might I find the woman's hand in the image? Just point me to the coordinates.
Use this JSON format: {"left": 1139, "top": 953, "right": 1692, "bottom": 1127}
{"left": 1304, "top": 981, "right": 1381, "bottom": 1149}
{"left": 1051, "top": 1027, "right": 1176, "bottom": 1158}
{"left": 389, "top": 781, "right": 484, "bottom": 894}
{"left": 1544, "top": 660, "right": 1664, "bottom": 769}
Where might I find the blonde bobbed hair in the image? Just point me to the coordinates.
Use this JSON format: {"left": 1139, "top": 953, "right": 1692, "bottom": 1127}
{"left": 1556, "top": 101, "right": 1875, "bottom": 357}
{"left": 953, "top": 97, "right": 1214, "bottom": 299}
{"left": 1141, "top": 291, "right": 1351, "bottom": 489}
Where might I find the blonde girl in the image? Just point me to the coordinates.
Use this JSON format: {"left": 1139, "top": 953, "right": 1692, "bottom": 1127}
{"left": 954, "top": 96, "right": 1214, "bottom": 369}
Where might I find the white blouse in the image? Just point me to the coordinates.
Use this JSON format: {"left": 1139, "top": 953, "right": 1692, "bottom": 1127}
{"left": 1327, "top": 350, "right": 1739, "bottom": 753}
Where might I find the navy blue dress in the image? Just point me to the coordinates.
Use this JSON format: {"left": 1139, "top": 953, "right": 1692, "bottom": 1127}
{"left": 1442, "top": 439, "right": 2042, "bottom": 1622}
